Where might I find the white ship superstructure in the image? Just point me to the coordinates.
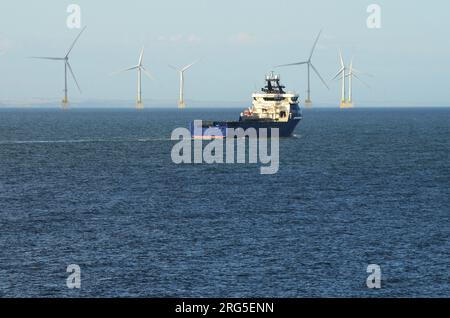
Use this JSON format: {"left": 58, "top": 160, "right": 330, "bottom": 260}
{"left": 240, "top": 72, "right": 302, "bottom": 122}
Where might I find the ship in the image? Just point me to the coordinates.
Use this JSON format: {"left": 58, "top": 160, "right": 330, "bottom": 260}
{"left": 190, "top": 72, "right": 302, "bottom": 138}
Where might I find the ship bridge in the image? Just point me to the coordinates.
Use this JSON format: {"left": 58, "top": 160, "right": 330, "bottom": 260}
{"left": 261, "top": 72, "right": 286, "bottom": 94}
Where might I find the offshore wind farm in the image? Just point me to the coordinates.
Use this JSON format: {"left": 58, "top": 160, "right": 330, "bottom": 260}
{"left": 25, "top": 27, "right": 368, "bottom": 110}
{"left": 11, "top": 10, "right": 370, "bottom": 112}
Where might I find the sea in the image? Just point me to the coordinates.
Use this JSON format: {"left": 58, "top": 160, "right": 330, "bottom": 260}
{"left": 0, "top": 107, "right": 449, "bottom": 297}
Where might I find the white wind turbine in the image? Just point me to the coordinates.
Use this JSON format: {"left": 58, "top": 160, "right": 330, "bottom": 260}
{"left": 275, "top": 30, "right": 329, "bottom": 107}
{"left": 331, "top": 52, "right": 370, "bottom": 108}
{"left": 169, "top": 61, "right": 198, "bottom": 109}
{"left": 346, "top": 58, "right": 370, "bottom": 106}
{"left": 31, "top": 26, "right": 87, "bottom": 109}
{"left": 330, "top": 51, "right": 348, "bottom": 107}
{"left": 112, "top": 47, "right": 154, "bottom": 109}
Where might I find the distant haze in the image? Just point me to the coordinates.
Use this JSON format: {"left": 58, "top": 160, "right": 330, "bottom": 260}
{"left": 0, "top": 0, "right": 449, "bottom": 107}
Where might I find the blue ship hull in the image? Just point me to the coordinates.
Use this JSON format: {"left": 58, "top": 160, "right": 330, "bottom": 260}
{"left": 190, "top": 117, "right": 302, "bottom": 138}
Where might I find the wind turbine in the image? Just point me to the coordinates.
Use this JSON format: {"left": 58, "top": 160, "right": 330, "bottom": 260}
{"left": 331, "top": 52, "right": 370, "bottom": 108}
{"left": 112, "top": 47, "right": 154, "bottom": 110}
{"left": 31, "top": 26, "right": 86, "bottom": 109}
{"left": 169, "top": 61, "right": 198, "bottom": 109}
{"left": 346, "top": 58, "right": 370, "bottom": 106}
{"left": 330, "top": 51, "right": 348, "bottom": 108}
{"left": 275, "top": 30, "right": 329, "bottom": 107}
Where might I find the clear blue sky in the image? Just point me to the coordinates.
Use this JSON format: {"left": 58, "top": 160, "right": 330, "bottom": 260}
{"left": 0, "top": 0, "right": 449, "bottom": 106}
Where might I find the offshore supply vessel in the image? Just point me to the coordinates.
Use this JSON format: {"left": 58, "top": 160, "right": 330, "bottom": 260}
{"left": 190, "top": 72, "right": 302, "bottom": 138}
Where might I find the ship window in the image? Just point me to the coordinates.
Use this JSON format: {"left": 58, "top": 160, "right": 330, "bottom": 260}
{"left": 291, "top": 97, "right": 298, "bottom": 102}
{"left": 263, "top": 97, "right": 284, "bottom": 101}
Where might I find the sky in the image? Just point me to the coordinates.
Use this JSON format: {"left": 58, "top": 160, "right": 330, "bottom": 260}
{"left": 0, "top": 0, "right": 449, "bottom": 106}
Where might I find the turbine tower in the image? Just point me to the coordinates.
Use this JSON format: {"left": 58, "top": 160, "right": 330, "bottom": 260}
{"left": 113, "top": 47, "right": 154, "bottom": 110}
{"left": 330, "top": 51, "right": 349, "bottom": 108}
{"left": 346, "top": 58, "right": 370, "bottom": 107}
{"left": 348, "top": 58, "right": 353, "bottom": 105}
{"left": 275, "top": 30, "right": 328, "bottom": 107}
{"left": 169, "top": 61, "right": 198, "bottom": 109}
{"left": 31, "top": 26, "right": 87, "bottom": 109}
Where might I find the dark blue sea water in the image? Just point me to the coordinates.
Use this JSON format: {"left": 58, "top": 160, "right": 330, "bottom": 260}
{"left": 0, "top": 107, "right": 449, "bottom": 297}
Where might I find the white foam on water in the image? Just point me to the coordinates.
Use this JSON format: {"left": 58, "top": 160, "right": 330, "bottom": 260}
{"left": 0, "top": 138, "right": 173, "bottom": 145}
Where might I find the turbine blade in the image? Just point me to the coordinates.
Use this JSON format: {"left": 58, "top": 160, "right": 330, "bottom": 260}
{"left": 309, "top": 29, "right": 323, "bottom": 61}
{"left": 330, "top": 67, "right": 345, "bottom": 81}
{"left": 339, "top": 50, "right": 345, "bottom": 68}
{"left": 29, "top": 56, "right": 65, "bottom": 60}
{"left": 110, "top": 65, "right": 139, "bottom": 76}
{"left": 65, "top": 26, "right": 87, "bottom": 57}
{"left": 352, "top": 68, "right": 373, "bottom": 77}
{"left": 141, "top": 66, "right": 155, "bottom": 81}
{"left": 310, "top": 63, "right": 329, "bottom": 89}
{"left": 274, "top": 61, "right": 308, "bottom": 67}
{"left": 353, "top": 73, "right": 370, "bottom": 88}
{"left": 66, "top": 62, "right": 82, "bottom": 93}
{"left": 138, "top": 47, "right": 144, "bottom": 66}
{"left": 181, "top": 60, "right": 198, "bottom": 72}
{"left": 168, "top": 64, "right": 180, "bottom": 71}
